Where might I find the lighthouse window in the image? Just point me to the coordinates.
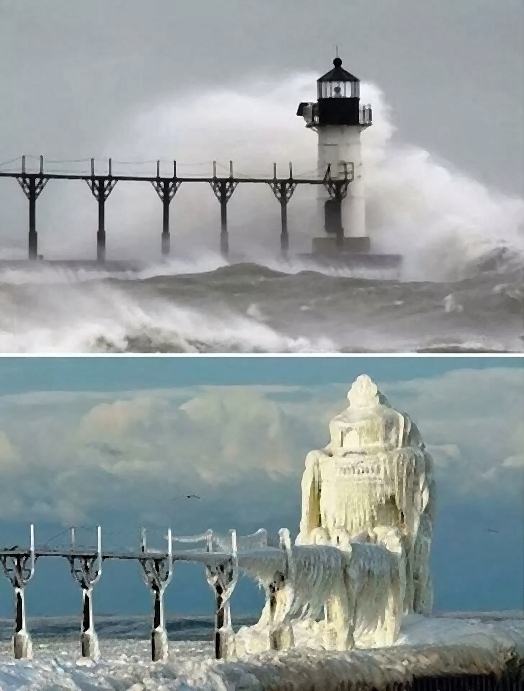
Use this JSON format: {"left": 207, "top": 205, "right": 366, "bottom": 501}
{"left": 318, "top": 80, "right": 360, "bottom": 99}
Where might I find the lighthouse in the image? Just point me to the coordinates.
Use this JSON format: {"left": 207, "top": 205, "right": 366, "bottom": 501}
{"left": 297, "top": 56, "right": 373, "bottom": 256}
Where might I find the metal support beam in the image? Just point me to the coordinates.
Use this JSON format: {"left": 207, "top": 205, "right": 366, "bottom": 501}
{"left": 210, "top": 162, "right": 238, "bottom": 258}
{"left": 0, "top": 525, "right": 35, "bottom": 659}
{"left": 68, "top": 526, "right": 102, "bottom": 660}
{"left": 268, "top": 528, "right": 295, "bottom": 651}
{"left": 139, "top": 527, "right": 173, "bottom": 662}
{"left": 205, "top": 530, "right": 238, "bottom": 660}
{"left": 86, "top": 164, "right": 118, "bottom": 262}
{"left": 268, "top": 165, "right": 297, "bottom": 257}
{"left": 16, "top": 157, "right": 49, "bottom": 260}
{"left": 322, "top": 163, "right": 353, "bottom": 247}
{"left": 152, "top": 166, "right": 182, "bottom": 256}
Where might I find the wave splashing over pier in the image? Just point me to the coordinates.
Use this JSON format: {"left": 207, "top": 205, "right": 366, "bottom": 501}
{"left": 0, "top": 75, "right": 523, "bottom": 352}
{"left": 0, "top": 258, "right": 522, "bottom": 352}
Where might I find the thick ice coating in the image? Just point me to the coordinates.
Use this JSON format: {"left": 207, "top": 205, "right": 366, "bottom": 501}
{"left": 297, "top": 374, "right": 434, "bottom": 614}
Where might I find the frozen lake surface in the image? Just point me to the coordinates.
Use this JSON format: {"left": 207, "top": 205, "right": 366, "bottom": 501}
{"left": 0, "top": 612, "right": 522, "bottom": 690}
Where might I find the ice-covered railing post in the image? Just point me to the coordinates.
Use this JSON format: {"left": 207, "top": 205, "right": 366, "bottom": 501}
{"left": 139, "top": 527, "right": 174, "bottom": 662}
{"left": 205, "top": 529, "right": 239, "bottom": 660}
{"left": 67, "top": 526, "right": 102, "bottom": 660}
{"left": 0, "top": 524, "right": 35, "bottom": 659}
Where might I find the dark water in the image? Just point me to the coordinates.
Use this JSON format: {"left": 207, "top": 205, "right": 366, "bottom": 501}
{"left": 0, "top": 258, "right": 522, "bottom": 352}
{"left": 0, "top": 614, "right": 256, "bottom": 642}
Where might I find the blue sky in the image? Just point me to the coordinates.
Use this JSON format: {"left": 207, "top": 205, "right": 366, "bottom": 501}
{"left": 0, "top": 356, "right": 522, "bottom": 621}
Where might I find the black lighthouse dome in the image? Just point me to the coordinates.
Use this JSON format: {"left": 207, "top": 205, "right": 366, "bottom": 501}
{"left": 297, "top": 56, "right": 371, "bottom": 128}
{"left": 317, "top": 57, "right": 360, "bottom": 99}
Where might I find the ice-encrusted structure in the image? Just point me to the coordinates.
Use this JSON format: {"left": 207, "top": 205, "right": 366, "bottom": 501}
{"left": 297, "top": 374, "right": 434, "bottom": 615}
{"left": 235, "top": 375, "right": 435, "bottom": 654}
{"left": 237, "top": 526, "right": 405, "bottom": 654}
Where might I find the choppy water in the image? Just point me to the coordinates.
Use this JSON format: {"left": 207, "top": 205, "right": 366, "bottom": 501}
{"left": 1, "top": 75, "right": 523, "bottom": 354}
{"left": 0, "top": 254, "right": 522, "bottom": 353}
{"left": 0, "top": 614, "right": 250, "bottom": 643}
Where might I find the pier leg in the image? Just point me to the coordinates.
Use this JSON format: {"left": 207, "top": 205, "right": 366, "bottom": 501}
{"left": 1, "top": 528, "right": 36, "bottom": 661}
{"left": 86, "top": 178, "right": 117, "bottom": 263}
{"left": 80, "top": 588, "right": 100, "bottom": 660}
{"left": 97, "top": 195, "right": 106, "bottom": 263}
{"left": 268, "top": 179, "right": 296, "bottom": 259}
{"left": 151, "top": 587, "right": 168, "bottom": 662}
{"left": 267, "top": 528, "right": 294, "bottom": 652}
{"left": 28, "top": 179, "right": 37, "bottom": 260}
{"left": 267, "top": 574, "right": 294, "bottom": 651}
{"left": 139, "top": 528, "right": 173, "bottom": 663}
{"left": 17, "top": 176, "right": 48, "bottom": 260}
{"left": 13, "top": 587, "right": 32, "bottom": 660}
{"left": 335, "top": 197, "right": 344, "bottom": 249}
{"left": 68, "top": 526, "right": 103, "bottom": 660}
{"left": 210, "top": 179, "right": 237, "bottom": 259}
{"left": 152, "top": 179, "right": 181, "bottom": 258}
{"left": 280, "top": 201, "right": 289, "bottom": 257}
{"left": 213, "top": 580, "right": 235, "bottom": 659}
{"left": 162, "top": 198, "right": 170, "bottom": 256}
{"left": 205, "top": 531, "right": 238, "bottom": 661}
{"left": 220, "top": 201, "right": 228, "bottom": 258}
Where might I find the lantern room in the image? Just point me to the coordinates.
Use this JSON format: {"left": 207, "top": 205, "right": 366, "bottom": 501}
{"left": 297, "top": 56, "right": 371, "bottom": 128}
{"left": 317, "top": 57, "right": 360, "bottom": 100}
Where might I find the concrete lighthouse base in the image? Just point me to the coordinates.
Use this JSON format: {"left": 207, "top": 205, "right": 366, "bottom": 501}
{"left": 312, "top": 236, "right": 371, "bottom": 254}
{"left": 306, "top": 236, "right": 402, "bottom": 270}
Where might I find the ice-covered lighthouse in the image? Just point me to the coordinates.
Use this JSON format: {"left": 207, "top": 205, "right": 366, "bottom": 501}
{"left": 298, "top": 56, "right": 389, "bottom": 263}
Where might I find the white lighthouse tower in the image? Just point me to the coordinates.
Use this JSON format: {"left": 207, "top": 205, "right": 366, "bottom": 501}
{"left": 297, "top": 56, "right": 373, "bottom": 256}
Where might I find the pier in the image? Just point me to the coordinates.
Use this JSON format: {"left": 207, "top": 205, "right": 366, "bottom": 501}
{"left": 0, "top": 156, "right": 353, "bottom": 261}
{"left": 1, "top": 525, "right": 521, "bottom": 691}
{"left": 0, "top": 524, "right": 259, "bottom": 662}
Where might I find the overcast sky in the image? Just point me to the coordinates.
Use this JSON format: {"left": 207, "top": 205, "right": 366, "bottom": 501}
{"left": 0, "top": 1, "right": 522, "bottom": 260}
{"left": 0, "top": 357, "right": 522, "bottom": 620}
{"left": 1, "top": 0, "right": 523, "bottom": 194}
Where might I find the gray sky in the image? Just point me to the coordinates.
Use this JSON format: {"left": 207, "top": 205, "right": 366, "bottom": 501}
{"left": 1, "top": 0, "right": 523, "bottom": 195}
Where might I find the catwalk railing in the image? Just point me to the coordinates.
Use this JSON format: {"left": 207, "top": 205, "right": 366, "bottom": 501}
{"left": 0, "top": 156, "right": 354, "bottom": 261}
{"left": 0, "top": 524, "right": 276, "bottom": 662}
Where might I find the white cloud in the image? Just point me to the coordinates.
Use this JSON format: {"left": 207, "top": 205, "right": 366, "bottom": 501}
{"left": 502, "top": 454, "right": 524, "bottom": 469}
{"left": 0, "top": 430, "right": 18, "bottom": 467}
{"left": 0, "top": 367, "right": 521, "bottom": 526}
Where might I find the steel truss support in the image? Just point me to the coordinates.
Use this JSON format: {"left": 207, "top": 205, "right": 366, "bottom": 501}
{"left": 152, "top": 165, "right": 182, "bottom": 256}
{"left": 67, "top": 527, "right": 102, "bottom": 660}
{"left": 139, "top": 528, "right": 174, "bottom": 662}
{"left": 16, "top": 156, "right": 49, "bottom": 260}
{"left": 322, "top": 163, "right": 353, "bottom": 247}
{"left": 86, "top": 161, "right": 118, "bottom": 262}
{"left": 209, "top": 162, "right": 238, "bottom": 258}
{"left": 205, "top": 530, "right": 239, "bottom": 660}
{"left": 268, "top": 164, "right": 297, "bottom": 257}
{"left": 0, "top": 525, "right": 35, "bottom": 659}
